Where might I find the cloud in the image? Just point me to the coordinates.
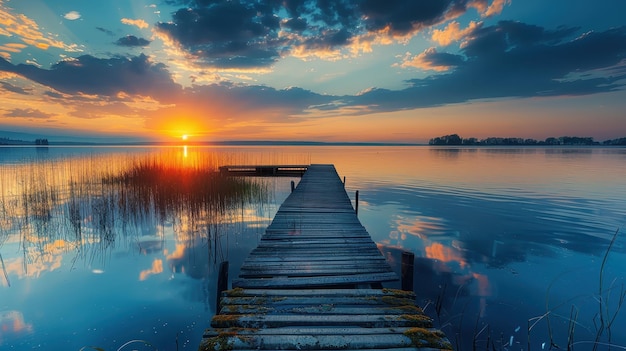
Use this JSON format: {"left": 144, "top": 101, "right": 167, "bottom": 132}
{"left": 116, "top": 35, "right": 151, "bottom": 47}
{"left": 4, "top": 108, "right": 55, "bottom": 119}
{"left": 0, "top": 80, "right": 30, "bottom": 94}
{"left": 63, "top": 11, "right": 81, "bottom": 20}
{"left": 353, "top": 23, "right": 626, "bottom": 111}
{"left": 0, "top": 4, "right": 80, "bottom": 52}
{"left": 0, "top": 42, "right": 28, "bottom": 60}
{"left": 431, "top": 21, "right": 482, "bottom": 46}
{"left": 398, "top": 47, "right": 465, "bottom": 71}
{"left": 155, "top": 3, "right": 282, "bottom": 68}
{"left": 139, "top": 258, "right": 163, "bottom": 281}
{"left": 0, "top": 54, "right": 181, "bottom": 99}
{"left": 121, "top": 18, "right": 149, "bottom": 29}
{"left": 2, "top": 20, "right": 623, "bottom": 133}
{"left": 155, "top": 0, "right": 511, "bottom": 68}
{"left": 96, "top": 27, "right": 115, "bottom": 36}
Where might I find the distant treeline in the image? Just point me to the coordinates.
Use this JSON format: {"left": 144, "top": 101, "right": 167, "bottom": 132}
{"left": 429, "top": 134, "right": 626, "bottom": 146}
{"left": 0, "top": 138, "right": 48, "bottom": 145}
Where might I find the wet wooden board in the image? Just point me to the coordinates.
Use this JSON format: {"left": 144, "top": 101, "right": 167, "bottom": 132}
{"left": 201, "top": 288, "right": 452, "bottom": 350}
{"left": 200, "top": 165, "right": 451, "bottom": 350}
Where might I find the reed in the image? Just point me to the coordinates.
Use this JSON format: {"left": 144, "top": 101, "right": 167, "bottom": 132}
{"left": 0, "top": 149, "right": 268, "bottom": 271}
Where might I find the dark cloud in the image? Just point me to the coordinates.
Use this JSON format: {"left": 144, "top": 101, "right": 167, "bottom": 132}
{"left": 0, "top": 81, "right": 30, "bottom": 95}
{"left": 284, "top": 17, "right": 308, "bottom": 32}
{"left": 359, "top": 0, "right": 456, "bottom": 35}
{"left": 350, "top": 23, "right": 626, "bottom": 112}
{"left": 4, "top": 108, "right": 55, "bottom": 119}
{"left": 184, "top": 83, "right": 331, "bottom": 119}
{"left": 419, "top": 49, "right": 466, "bottom": 69}
{"left": 116, "top": 35, "right": 151, "bottom": 47}
{"left": 0, "top": 54, "right": 181, "bottom": 100}
{"left": 156, "top": 0, "right": 480, "bottom": 68}
{"left": 156, "top": 2, "right": 282, "bottom": 67}
{"left": 96, "top": 27, "right": 115, "bottom": 36}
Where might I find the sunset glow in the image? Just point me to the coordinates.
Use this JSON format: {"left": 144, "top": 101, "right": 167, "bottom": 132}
{"left": 0, "top": 1, "right": 625, "bottom": 143}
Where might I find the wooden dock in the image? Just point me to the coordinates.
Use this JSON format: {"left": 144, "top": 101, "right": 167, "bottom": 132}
{"left": 200, "top": 165, "right": 452, "bottom": 351}
{"left": 219, "top": 165, "right": 309, "bottom": 177}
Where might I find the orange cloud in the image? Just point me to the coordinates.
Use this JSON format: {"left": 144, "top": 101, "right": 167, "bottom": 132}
{"left": 0, "top": 4, "right": 80, "bottom": 53}
{"left": 425, "top": 242, "right": 468, "bottom": 269}
{"left": 0, "top": 310, "right": 34, "bottom": 344}
{"left": 483, "top": 0, "right": 510, "bottom": 17}
{"left": 121, "top": 18, "right": 149, "bottom": 29}
{"left": 398, "top": 48, "right": 452, "bottom": 72}
{"left": 395, "top": 215, "right": 445, "bottom": 239}
{"left": 468, "top": 0, "right": 510, "bottom": 17}
{"left": 432, "top": 21, "right": 482, "bottom": 46}
{"left": 166, "top": 244, "right": 186, "bottom": 261}
{"left": 139, "top": 258, "right": 163, "bottom": 281}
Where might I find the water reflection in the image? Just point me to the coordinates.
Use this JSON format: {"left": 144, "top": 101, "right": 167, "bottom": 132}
{"left": 0, "top": 147, "right": 292, "bottom": 350}
{"left": 334, "top": 146, "right": 626, "bottom": 350}
{"left": 0, "top": 149, "right": 267, "bottom": 278}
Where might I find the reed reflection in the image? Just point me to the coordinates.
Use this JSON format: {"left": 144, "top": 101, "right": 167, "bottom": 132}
{"left": 0, "top": 149, "right": 268, "bottom": 281}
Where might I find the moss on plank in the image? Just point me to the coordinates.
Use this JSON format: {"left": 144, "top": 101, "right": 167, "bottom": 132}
{"left": 198, "top": 333, "right": 234, "bottom": 351}
{"left": 403, "top": 327, "right": 453, "bottom": 350}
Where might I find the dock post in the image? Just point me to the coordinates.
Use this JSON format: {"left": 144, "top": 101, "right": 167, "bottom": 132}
{"left": 216, "top": 261, "right": 229, "bottom": 314}
{"left": 355, "top": 190, "right": 359, "bottom": 215}
{"left": 343, "top": 176, "right": 346, "bottom": 186}
{"left": 401, "top": 251, "right": 415, "bottom": 292}
{"left": 291, "top": 180, "right": 295, "bottom": 192}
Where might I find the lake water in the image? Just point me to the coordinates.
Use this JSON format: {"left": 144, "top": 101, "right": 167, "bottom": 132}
{"left": 1, "top": 145, "right": 625, "bottom": 351}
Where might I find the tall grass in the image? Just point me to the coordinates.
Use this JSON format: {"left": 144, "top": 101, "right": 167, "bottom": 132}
{"left": 0, "top": 148, "right": 268, "bottom": 275}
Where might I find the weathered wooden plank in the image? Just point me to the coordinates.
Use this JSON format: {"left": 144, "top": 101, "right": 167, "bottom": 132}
{"left": 220, "top": 305, "right": 423, "bottom": 315}
{"left": 221, "top": 288, "right": 416, "bottom": 299}
{"left": 240, "top": 263, "right": 393, "bottom": 273}
{"left": 210, "top": 313, "right": 433, "bottom": 329}
{"left": 204, "top": 327, "right": 417, "bottom": 337}
{"left": 247, "top": 247, "right": 382, "bottom": 256}
{"left": 202, "top": 333, "right": 419, "bottom": 350}
{"left": 232, "top": 272, "right": 399, "bottom": 288}
{"left": 239, "top": 263, "right": 393, "bottom": 272}
{"left": 257, "top": 238, "right": 375, "bottom": 244}
{"left": 240, "top": 255, "right": 388, "bottom": 263}
{"left": 239, "top": 267, "right": 393, "bottom": 278}
{"left": 220, "top": 296, "right": 416, "bottom": 307}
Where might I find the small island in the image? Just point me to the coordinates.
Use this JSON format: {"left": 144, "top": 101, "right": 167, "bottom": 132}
{"left": 429, "top": 134, "right": 626, "bottom": 146}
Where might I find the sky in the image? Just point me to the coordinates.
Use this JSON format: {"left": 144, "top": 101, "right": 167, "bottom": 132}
{"left": 0, "top": 0, "right": 625, "bottom": 143}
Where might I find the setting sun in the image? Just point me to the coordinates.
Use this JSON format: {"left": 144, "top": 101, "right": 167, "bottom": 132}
{"left": 182, "top": 134, "right": 188, "bottom": 141}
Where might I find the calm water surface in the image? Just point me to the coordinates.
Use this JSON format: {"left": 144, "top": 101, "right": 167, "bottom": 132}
{"left": 1, "top": 145, "right": 625, "bottom": 350}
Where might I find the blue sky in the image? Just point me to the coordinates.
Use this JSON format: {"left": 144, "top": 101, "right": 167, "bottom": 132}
{"left": 1, "top": 0, "right": 625, "bottom": 142}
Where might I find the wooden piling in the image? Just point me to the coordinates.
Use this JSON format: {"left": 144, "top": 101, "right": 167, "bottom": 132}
{"left": 355, "top": 190, "right": 359, "bottom": 215}
{"left": 216, "top": 261, "right": 229, "bottom": 314}
{"left": 401, "top": 251, "right": 415, "bottom": 292}
{"left": 291, "top": 180, "right": 295, "bottom": 192}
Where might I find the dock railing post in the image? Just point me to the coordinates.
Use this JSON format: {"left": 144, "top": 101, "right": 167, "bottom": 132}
{"left": 291, "top": 180, "right": 295, "bottom": 192}
{"left": 216, "top": 261, "right": 229, "bottom": 314}
{"left": 343, "top": 176, "right": 346, "bottom": 186}
{"left": 355, "top": 190, "right": 359, "bottom": 216}
{"left": 401, "top": 251, "right": 415, "bottom": 292}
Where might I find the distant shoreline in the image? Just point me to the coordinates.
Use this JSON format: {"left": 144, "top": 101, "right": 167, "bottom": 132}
{"left": 2, "top": 141, "right": 626, "bottom": 148}
{"left": 0, "top": 140, "right": 423, "bottom": 147}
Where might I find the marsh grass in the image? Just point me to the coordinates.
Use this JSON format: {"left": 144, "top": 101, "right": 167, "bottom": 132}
{"left": 0, "top": 149, "right": 268, "bottom": 275}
